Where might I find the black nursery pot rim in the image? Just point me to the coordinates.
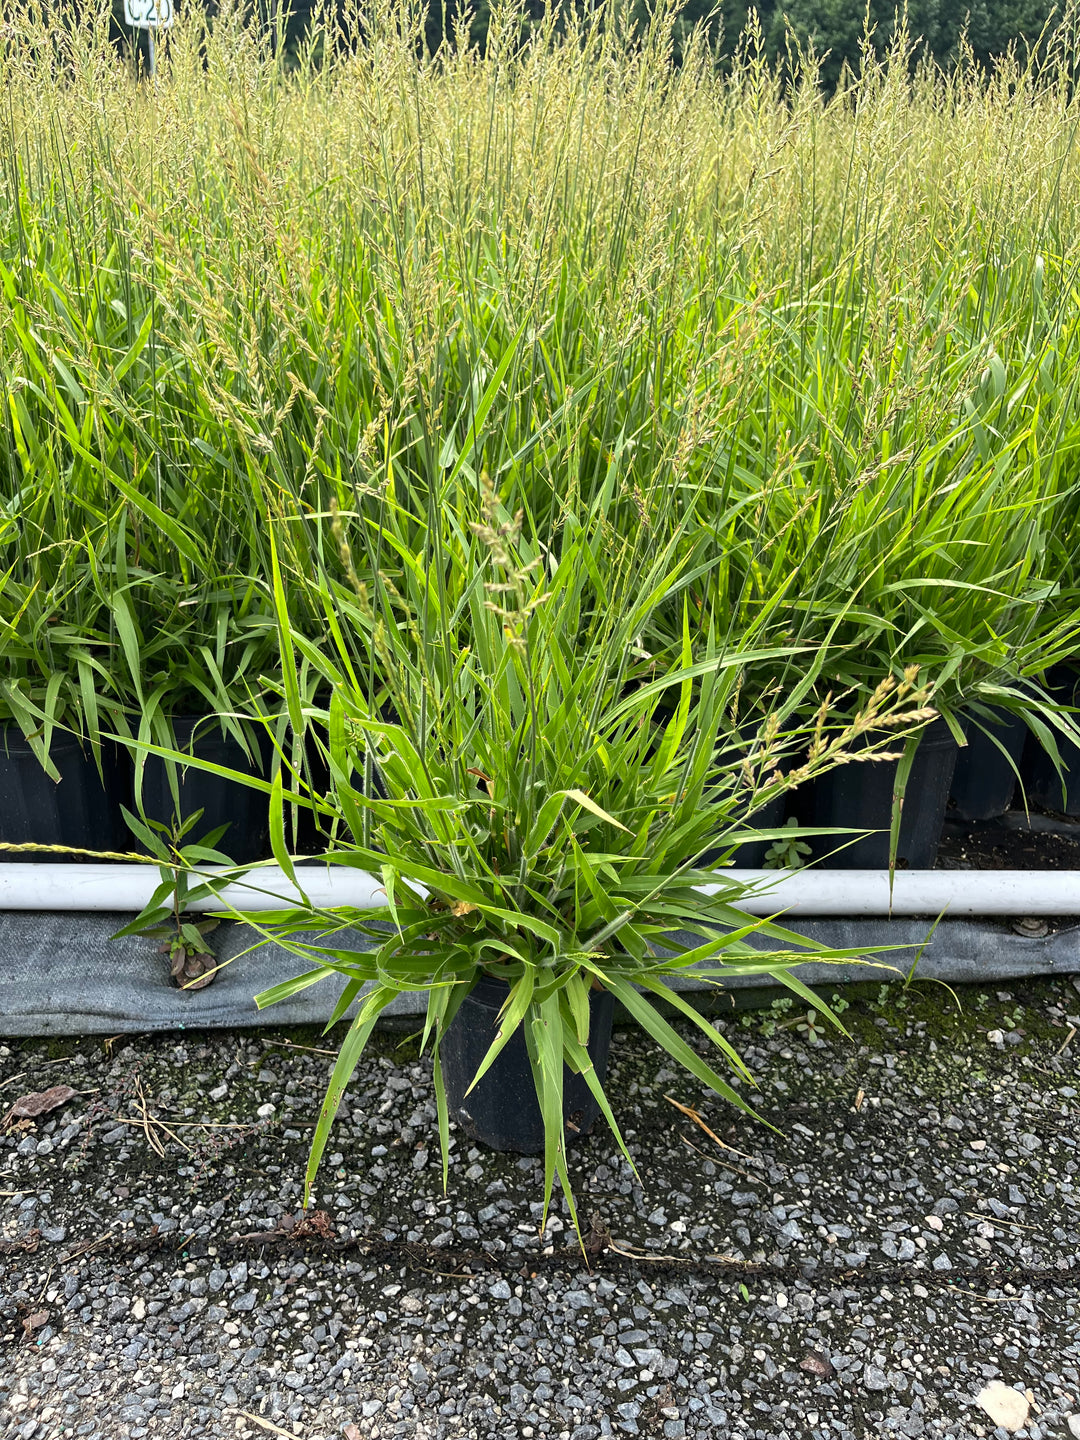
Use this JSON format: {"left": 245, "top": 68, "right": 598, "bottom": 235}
{"left": 471, "top": 966, "right": 607, "bottom": 992}
{"left": 0, "top": 723, "right": 97, "bottom": 755}
{"left": 147, "top": 712, "right": 272, "bottom": 764}
{"left": 162, "top": 711, "right": 264, "bottom": 736}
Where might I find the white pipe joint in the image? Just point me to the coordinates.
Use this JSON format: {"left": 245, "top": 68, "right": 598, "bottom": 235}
{"left": 0, "top": 863, "right": 1077, "bottom": 917}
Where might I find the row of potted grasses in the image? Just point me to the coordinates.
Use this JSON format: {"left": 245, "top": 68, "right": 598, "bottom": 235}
{"left": 13, "top": 2, "right": 1080, "bottom": 1227}
{"left": 2, "top": 690, "right": 1074, "bottom": 870}
{"left": 4, "top": 4, "right": 1080, "bottom": 863}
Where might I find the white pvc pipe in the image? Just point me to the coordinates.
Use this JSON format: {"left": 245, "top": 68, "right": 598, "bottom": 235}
{"left": 0, "top": 863, "right": 382, "bottom": 915}
{"left": 0, "top": 862, "right": 1077, "bottom": 916}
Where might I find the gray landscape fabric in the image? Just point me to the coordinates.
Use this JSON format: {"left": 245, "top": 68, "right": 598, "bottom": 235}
{"left": 0, "top": 911, "right": 1078, "bottom": 1035}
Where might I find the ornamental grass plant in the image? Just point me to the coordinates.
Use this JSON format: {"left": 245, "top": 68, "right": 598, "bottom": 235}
{"left": 185, "top": 474, "right": 938, "bottom": 1234}
{"left": 6, "top": 0, "right": 1080, "bottom": 1223}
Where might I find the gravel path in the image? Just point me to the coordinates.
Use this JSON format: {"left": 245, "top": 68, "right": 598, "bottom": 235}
{"left": 2, "top": 976, "right": 1080, "bottom": 1440}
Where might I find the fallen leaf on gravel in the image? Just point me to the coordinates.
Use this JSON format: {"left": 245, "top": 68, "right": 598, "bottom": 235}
{"left": 1, "top": 1084, "right": 75, "bottom": 1131}
{"left": 663, "top": 1094, "right": 754, "bottom": 1159}
{"left": 584, "top": 1214, "right": 611, "bottom": 1256}
{"left": 976, "top": 1381, "right": 1030, "bottom": 1432}
{"left": 0, "top": 1228, "right": 41, "bottom": 1255}
{"left": 291, "top": 1209, "right": 336, "bottom": 1240}
{"left": 20, "top": 1309, "right": 48, "bottom": 1339}
{"left": 228, "top": 1209, "right": 336, "bottom": 1245}
{"left": 799, "top": 1350, "right": 836, "bottom": 1379}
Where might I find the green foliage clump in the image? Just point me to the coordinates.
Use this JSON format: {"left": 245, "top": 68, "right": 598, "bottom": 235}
{"left": 5, "top": 0, "right": 1080, "bottom": 759}
{"left": 4, "top": 0, "right": 1080, "bottom": 1225}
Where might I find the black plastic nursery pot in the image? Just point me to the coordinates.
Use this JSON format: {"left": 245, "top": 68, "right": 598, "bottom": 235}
{"left": 700, "top": 720, "right": 787, "bottom": 868}
{"left": 705, "top": 792, "right": 786, "bottom": 869}
{"left": 440, "top": 973, "right": 616, "bottom": 1154}
{"left": 138, "top": 716, "right": 273, "bottom": 865}
{"left": 800, "top": 716, "right": 959, "bottom": 869}
{"left": 0, "top": 727, "right": 127, "bottom": 860}
{"left": 949, "top": 708, "right": 1027, "bottom": 822}
{"left": 1021, "top": 665, "right": 1080, "bottom": 817}
{"left": 293, "top": 717, "right": 393, "bottom": 855}
{"left": 287, "top": 724, "right": 332, "bottom": 856}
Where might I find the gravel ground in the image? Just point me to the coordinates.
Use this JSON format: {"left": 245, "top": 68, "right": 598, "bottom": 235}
{"left": 2, "top": 976, "right": 1080, "bottom": 1440}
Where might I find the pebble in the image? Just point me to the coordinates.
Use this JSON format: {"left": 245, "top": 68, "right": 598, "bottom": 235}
{"left": 976, "top": 1381, "right": 1030, "bottom": 1433}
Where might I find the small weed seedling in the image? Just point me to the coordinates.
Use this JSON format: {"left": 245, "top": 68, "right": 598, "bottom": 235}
{"left": 794, "top": 1008, "right": 825, "bottom": 1041}
{"left": 763, "top": 818, "right": 813, "bottom": 870}
{"left": 113, "top": 808, "right": 239, "bottom": 990}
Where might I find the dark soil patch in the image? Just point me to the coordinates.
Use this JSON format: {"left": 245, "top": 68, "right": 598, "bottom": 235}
{"left": 938, "top": 813, "right": 1080, "bottom": 870}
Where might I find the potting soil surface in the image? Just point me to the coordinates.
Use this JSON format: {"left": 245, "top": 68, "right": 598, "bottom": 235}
{"left": 938, "top": 815, "right": 1080, "bottom": 872}
{"left": 2, "top": 977, "right": 1080, "bottom": 1440}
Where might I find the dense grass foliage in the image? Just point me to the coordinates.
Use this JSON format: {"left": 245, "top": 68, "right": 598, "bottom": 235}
{"left": 11, "top": 0, "right": 1080, "bottom": 1222}
{"left": 3, "top": 0, "right": 1080, "bottom": 768}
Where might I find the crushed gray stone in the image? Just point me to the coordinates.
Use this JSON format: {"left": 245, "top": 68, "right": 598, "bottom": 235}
{"left": 2, "top": 977, "right": 1079, "bottom": 1439}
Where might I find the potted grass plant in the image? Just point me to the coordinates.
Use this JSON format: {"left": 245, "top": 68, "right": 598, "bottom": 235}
{"left": 1018, "top": 453, "right": 1080, "bottom": 817}
{"left": 717, "top": 413, "right": 1080, "bottom": 862}
{"left": 94, "top": 565, "right": 282, "bottom": 865}
{"left": 671, "top": 204, "right": 1080, "bottom": 857}
{"left": 0, "top": 534, "right": 129, "bottom": 858}
{"left": 180, "top": 483, "right": 933, "bottom": 1237}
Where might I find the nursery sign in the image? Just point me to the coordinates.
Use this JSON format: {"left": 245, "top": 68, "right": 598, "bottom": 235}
{"left": 123, "top": 0, "right": 173, "bottom": 27}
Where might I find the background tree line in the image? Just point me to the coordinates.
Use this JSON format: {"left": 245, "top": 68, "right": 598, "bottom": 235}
{"left": 108, "top": 0, "right": 1067, "bottom": 88}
